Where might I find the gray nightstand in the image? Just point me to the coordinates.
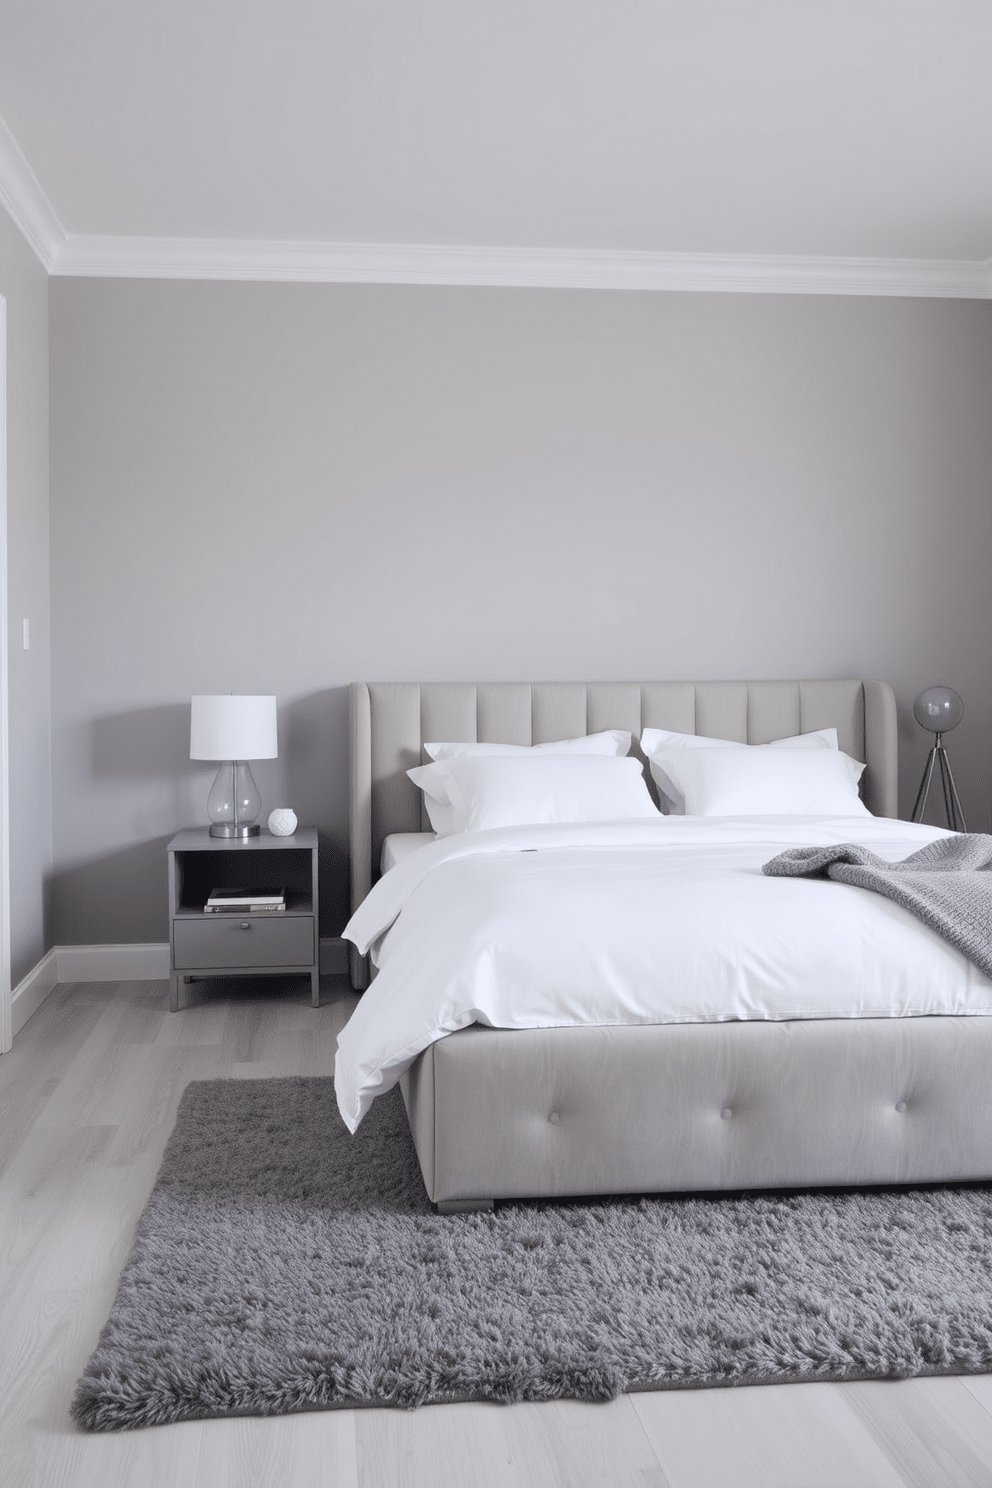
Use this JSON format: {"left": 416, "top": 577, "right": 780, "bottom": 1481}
{"left": 167, "top": 827, "right": 319, "bottom": 1011}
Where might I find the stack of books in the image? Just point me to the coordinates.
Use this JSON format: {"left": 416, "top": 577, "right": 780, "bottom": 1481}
{"left": 204, "top": 886, "right": 286, "bottom": 914}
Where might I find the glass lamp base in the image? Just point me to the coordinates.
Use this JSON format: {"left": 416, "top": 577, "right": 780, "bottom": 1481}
{"left": 205, "top": 760, "right": 263, "bottom": 838}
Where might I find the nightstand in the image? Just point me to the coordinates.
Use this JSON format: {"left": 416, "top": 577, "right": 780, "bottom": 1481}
{"left": 167, "top": 828, "right": 319, "bottom": 1011}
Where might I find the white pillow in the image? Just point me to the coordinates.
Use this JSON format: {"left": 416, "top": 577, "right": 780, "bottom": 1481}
{"left": 413, "top": 731, "right": 632, "bottom": 834}
{"left": 425, "top": 730, "right": 630, "bottom": 761}
{"left": 407, "top": 763, "right": 460, "bottom": 836}
{"left": 648, "top": 747, "right": 869, "bottom": 818}
{"left": 640, "top": 727, "right": 839, "bottom": 815}
{"left": 408, "top": 755, "right": 659, "bottom": 835}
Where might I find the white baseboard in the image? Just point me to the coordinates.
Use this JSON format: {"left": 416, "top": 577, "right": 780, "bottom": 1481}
{"left": 57, "top": 942, "right": 171, "bottom": 982}
{"left": 11, "top": 948, "right": 59, "bottom": 1038}
{"left": 8, "top": 936, "right": 351, "bottom": 1039}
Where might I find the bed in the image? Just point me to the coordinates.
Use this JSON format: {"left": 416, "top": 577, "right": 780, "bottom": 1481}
{"left": 344, "top": 680, "right": 992, "bottom": 1213}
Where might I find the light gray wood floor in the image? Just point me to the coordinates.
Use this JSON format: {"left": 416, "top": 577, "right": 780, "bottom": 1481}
{"left": 5, "top": 976, "right": 992, "bottom": 1488}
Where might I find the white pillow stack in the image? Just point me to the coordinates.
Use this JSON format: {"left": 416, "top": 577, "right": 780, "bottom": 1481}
{"left": 407, "top": 730, "right": 649, "bottom": 836}
{"left": 409, "top": 755, "right": 660, "bottom": 835}
{"left": 406, "top": 724, "right": 870, "bottom": 833}
{"left": 640, "top": 726, "right": 868, "bottom": 817}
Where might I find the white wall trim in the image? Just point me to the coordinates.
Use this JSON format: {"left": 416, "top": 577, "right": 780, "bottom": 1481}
{"left": 57, "top": 942, "right": 171, "bottom": 983}
{"left": 11, "top": 948, "right": 58, "bottom": 1038}
{"left": 0, "top": 113, "right": 65, "bottom": 272}
{"left": 49, "top": 234, "right": 992, "bottom": 298}
{"left": 45, "top": 937, "right": 349, "bottom": 983}
{"left": 0, "top": 298, "right": 10, "bottom": 1053}
{"left": 1, "top": 108, "right": 990, "bottom": 298}
{"left": 8, "top": 937, "right": 351, "bottom": 1037}
{"left": 49, "top": 937, "right": 348, "bottom": 981}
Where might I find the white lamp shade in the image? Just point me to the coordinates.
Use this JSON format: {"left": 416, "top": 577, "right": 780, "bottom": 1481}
{"left": 190, "top": 695, "right": 278, "bottom": 760}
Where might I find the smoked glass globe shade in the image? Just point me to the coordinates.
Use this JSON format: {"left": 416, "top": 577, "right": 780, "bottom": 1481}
{"left": 913, "top": 686, "right": 964, "bottom": 735}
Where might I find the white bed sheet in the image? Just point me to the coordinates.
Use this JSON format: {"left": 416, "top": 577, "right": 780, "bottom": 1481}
{"left": 380, "top": 832, "right": 436, "bottom": 874}
{"left": 337, "top": 815, "right": 985, "bottom": 1132}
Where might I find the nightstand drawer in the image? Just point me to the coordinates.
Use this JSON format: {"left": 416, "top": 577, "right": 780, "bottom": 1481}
{"left": 174, "top": 915, "right": 315, "bottom": 970}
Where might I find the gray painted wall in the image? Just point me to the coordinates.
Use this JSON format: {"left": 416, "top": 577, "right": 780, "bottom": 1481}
{"left": 0, "top": 204, "right": 53, "bottom": 985}
{"left": 49, "top": 279, "right": 991, "bottom": 945}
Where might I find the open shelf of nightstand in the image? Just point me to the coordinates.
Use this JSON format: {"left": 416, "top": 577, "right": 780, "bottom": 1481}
{"left": 167, "top": 828, "right": 320, "bottom": 1010}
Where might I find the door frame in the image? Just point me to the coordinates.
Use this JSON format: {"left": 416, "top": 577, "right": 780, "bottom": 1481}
{"left": 0, "top": 295, "right": 12, "bottom": 1053}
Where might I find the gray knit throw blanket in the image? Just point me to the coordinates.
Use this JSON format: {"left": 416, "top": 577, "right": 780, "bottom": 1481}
{"left": 763, "top": 834, "right": 992, "bottom": 979}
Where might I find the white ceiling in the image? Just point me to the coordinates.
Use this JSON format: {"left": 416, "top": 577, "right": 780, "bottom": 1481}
{"left": 2, "top": 1, "right": 992, "bottom": 290}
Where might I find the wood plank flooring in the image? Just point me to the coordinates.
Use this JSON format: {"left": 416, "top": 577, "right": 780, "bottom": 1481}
{"left": 4, "top": 977, "right": 992, "bottom": 1487}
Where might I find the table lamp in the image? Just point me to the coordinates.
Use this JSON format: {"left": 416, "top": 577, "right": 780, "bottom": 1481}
{"left": 911, "top": 686, "right": 966, "bottom": 832}
{"left": 190, "top": 694, "right": 278, "bottom": 838}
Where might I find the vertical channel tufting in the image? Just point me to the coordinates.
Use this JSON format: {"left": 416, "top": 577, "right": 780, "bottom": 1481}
{"left": 532, "top": 683, "right": 588, "bottom": 743}
{"left": 587, "top": 684, "right": 643, "bottom": 744}
{"left": 420, "top": 685, "right": 479, "bottom": 757}
{"left": 695, "top": 682, "right": 749, "bottom": 742}
{"left": 746, "top": 682, "right": 802, "bottom": 743}
{"left": 639, "top": 683, "right": 697, "bottom": 734}
{"left": 478, "top": 684, "right": 533, "bottom": 744}
{"left": 797, "top": 680, "right": 864, "bottom": 760}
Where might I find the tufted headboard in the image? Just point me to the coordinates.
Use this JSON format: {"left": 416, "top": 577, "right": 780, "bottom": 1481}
{"left": 348, "top": 679, "right": 898, "bottom": 988}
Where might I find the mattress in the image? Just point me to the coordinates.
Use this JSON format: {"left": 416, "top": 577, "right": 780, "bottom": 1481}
{"left": 379, "top": 832, "right": 436, "bottom": 875}
{"left": 337, "top": 813, "right": 983, "bottom": 1132}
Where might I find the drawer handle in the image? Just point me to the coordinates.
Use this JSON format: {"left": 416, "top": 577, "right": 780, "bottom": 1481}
{"left": 240, "top": 921, "right": 250, "bottom": 930}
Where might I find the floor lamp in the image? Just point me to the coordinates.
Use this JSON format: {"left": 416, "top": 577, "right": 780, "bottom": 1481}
{"left": 910, "top": 686, "right": 966, "bottom": 833}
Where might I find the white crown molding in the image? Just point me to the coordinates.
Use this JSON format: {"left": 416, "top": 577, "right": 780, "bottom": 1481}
{"left": 0, "top": 112, "right": 989, "bottom": 297}
{"left": 51, "top": 233, "right": 992, "bottom": 298}
{"left": 0, "top": 114, "right": 65, "bottom": 271}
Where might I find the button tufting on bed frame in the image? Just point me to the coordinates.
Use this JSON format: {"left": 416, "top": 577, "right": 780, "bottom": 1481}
{"left": 398, "top": 1015, "right": 992, "bottom": 1208}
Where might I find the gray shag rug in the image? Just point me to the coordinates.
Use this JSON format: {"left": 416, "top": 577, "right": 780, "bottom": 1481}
{"left": 73, "top": 1076, "right": 992, "bottom": 1431}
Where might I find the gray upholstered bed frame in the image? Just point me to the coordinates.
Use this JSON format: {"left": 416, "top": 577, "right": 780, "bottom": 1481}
{"left": 349, "top": 680, "right": 992, "bottom": 1211}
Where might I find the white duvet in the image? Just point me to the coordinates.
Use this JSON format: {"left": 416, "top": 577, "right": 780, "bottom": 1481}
{"left": 336, "top": 815, "right": 992, "bottom": 1131}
